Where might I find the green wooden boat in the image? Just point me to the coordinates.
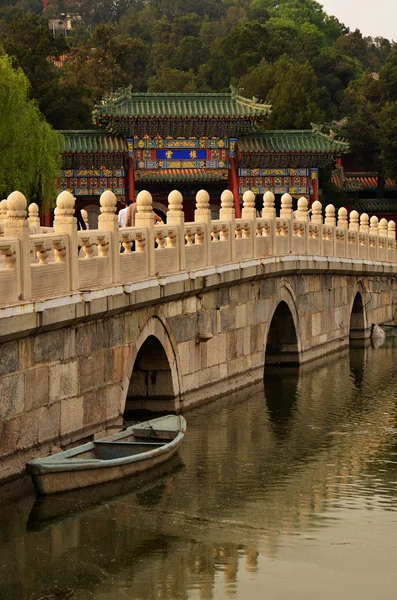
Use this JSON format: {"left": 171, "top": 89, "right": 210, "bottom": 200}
{"left": 26, "top": 415, "right": 186, "bottom": 496}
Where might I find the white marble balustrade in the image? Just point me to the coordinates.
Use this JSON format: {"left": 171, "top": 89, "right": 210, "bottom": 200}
{"left": 0, "top": 188, "right": 396, "bottom": 307}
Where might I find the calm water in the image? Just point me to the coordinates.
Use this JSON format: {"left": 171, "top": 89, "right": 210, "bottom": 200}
{"left": 1, "top": 340, "right": 397, "bottom": 600}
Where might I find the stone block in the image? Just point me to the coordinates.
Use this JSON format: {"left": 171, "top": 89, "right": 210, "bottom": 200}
{"left": 206, "top": 333, "right": 227, "bottom": 368}
{"left": 38, "top": 402, "right": 60, "bottom": 443}
{"left": 123, "top": 310, "right": 142, "bottom": 345}
{"left": 0, "top": 418, "right": 19, "bottom": 457}
{"left": 106, "top": 384, "right": 123, "bottom": 420}
{"left": 83, "top": 388, "right": 107, "bottom": 427}
{"left": 0, "top": 373, "right": 24, "bottom": 418}
{"left": 64, "top": 328, "right": 76, "bottom": 360}
{"left": 220, "top": 306, "right": 236, "bottom": 331}
{"left": 236, "top": 304, "right": 247, "bottom": 329}
{"left": 18, "top": 338, "right": 35, "bottom": 370}
{"left": 147, "top": 370, "right": 174, "bottom": 397}
{"left": 108, "top": 316, "right": 125, "bottom": 348}
{"left": 113, "top": 346, "right": 129, "bottom": 383}
{"left": 24, "top": 366, "right": 49, "bottom": 411}
{"left": 164, "top": 299, "right": 182, "bottom": 318}
{"left": 227, "top": 329, "right": 237, "bottom": 361}
{"left": 183, "top": 297, "right": 196, "bottom": 314}
{"left": 243, "top": 327, "right": 251, "bottom": 356}
{"left": 202, "top": 292, "right": 217, "bottom": 311}
{"left": 79, "top": 352, "right": 105, "bottom": 394}
{"left": 0, "top": 340, "right": 19, "bottom": 376}
{"left": 168, "top": 313, "right": 197, "bottom": 343}
{"left": 49, "top": 360, "right": 78, "bottom": 403}
{"left": 60, "top": 395, "right": 84, "bottom": 436}
{"left": 216, "top": 287, "right": 230, "bottom": 307}
{"left": 34, "top": 330, "right": 65, "bottom": 364}
{"left": 16, "top": 409, "right": 39, "bottom": 450}
{"left": 311, "top": 312, "right": 322, "bottom": 338}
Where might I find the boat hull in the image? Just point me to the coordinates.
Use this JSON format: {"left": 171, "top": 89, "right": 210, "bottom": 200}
{"left": 27, "top": 415, "right": 186, "bottom": 495}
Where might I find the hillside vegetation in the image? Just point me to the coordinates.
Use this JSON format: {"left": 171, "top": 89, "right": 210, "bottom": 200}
{"left": 1, "top": 0, "right": 397, "bottom": 192}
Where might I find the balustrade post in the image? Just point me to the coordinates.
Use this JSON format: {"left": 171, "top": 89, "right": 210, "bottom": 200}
{"left": 220, "top": 189, "right": 236, "bottom": 262}
{"left": 28, "top": 202, "right": 41, "bottom": 233}
{"left": 262, "top": 191, "right": 276, "bottom": 219}
{"left": 337, "top": 207, "right": 348, "bottom": 229}
{"left": 135, "top": 190, "right": 155, "bottom": 277}
{"left": 370, "top": 215, "right": 379, "bottom": 234}
{"left": 324, "top": 204, "right": 336, "bottom": 226}
{"left": 98, "top": 190, "right": 120, "bottom": 283}
{"left": 388, "top": 221, "right": 396, "bottom": 262}
{"left": 53, "top": 190, "right": 79, "bottom": 291}
{"left": 241, "top": 190, "right": 256, "bottom": 259}
{"left": 359, "top": 213, "right": 369, "bottom": 234}
{"left": 349, "top": 210, "right": 359, "bottom": 232}
{"left": 280, "top": 193, "right": 293, "bottom": 220}
{"left": 296, "top": 197, "right": 309, "bottom": 222}
{"left": 194, "top": 189, "right": 212, "bottom": 267}
{"left": 167, "top": 190, "right": 185, "bottom": 271}
{"left": 379, "top": 218, "right": 388, "bottom": 237}
{"left": 311, "top": 200, "right": 323, "bottom": 224}
{"left": 0, "top": 199, "right": 8, "bottom": 224}
{"left": 4, "top": 192, "right": 31, "bottom": 300}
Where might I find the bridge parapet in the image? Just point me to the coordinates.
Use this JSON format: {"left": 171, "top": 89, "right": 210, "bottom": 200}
{"left": 0, "top": 190, "right": 396, "bottom": 308}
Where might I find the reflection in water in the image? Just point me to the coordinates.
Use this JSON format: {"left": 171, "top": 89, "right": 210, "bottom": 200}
{"left": 264, "top": 367, "right": 299, "bottom": 437}
{"left": 1, "top": 343, "right": 397, "bottom": 599}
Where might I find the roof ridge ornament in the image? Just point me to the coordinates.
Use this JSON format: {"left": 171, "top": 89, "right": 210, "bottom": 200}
{"left": 230, "top": 85, "right": 272, "bottom": 114}
{"left": 310, "top": 122, "right": 349, "bottom": 146}
{"left": 100, "top": 85, "right": 134, "bottom": 106}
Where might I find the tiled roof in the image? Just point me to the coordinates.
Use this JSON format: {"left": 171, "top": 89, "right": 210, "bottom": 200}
{"left": 354, "top": 200, "right": 397, "bottom": 212}
{"left": 93, "top": 87, "right": 271, "bottom": 120}
{"left": 238, "top": 131, "right": 349, "bottom": 154}
{"left": 332, "top": 174, "right": 396, "bottom": 192}
{"left": 60, "top": 130, "right": 128, "bottom": 153}
{"left": 135, "top": 169, "right": 228, "bottom": 182}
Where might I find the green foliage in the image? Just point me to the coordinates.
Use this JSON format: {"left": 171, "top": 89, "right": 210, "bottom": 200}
{"left": 0, "top": 54, "right": 62, "bottom": 205}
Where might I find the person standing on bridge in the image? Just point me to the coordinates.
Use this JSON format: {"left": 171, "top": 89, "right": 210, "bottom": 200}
{"left": 118, "top": 199, "right": 133, "bottom": 228}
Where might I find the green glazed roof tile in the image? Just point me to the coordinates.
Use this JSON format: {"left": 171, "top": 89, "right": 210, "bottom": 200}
{"left": 238, "top": 131, "right": 349, "bottom": 154}
{"left": 93, "top": 87, "right": 271, "bottom": 120}
{"left": 59, "top": 130, "right": 128, "bottom": 153}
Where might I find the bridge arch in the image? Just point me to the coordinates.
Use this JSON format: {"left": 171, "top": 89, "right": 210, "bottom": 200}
{"left": 264, "top": 284, "right": 301, "bottom": 366}
{"left": 349, "top": 289, "right": 369, "bottom": 340}
{"left": 123, "top": 316, "right": 182, "bottom": 418}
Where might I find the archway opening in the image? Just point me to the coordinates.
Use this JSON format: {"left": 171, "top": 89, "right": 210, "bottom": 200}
{"left": 265, "top": 301, "right": 299, "bottom": 366}
{"left": 349, "top": 293, "right": 367, "bottom": 341}
{"left": 125, "top": 335, "right": 176, "bottom": 419}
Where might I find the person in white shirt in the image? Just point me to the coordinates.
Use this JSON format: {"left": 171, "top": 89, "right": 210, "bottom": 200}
{"left": 118, "top": 199, "right": 132, "bottom": 227}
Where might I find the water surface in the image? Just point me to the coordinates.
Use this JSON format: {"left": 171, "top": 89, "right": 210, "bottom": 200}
{"left": 1, "top": 341, "right": 397, "bottom": 599}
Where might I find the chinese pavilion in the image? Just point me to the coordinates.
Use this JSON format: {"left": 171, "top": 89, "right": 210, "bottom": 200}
{"left": 57, "top": 87, "right": 349, "bottom": 224}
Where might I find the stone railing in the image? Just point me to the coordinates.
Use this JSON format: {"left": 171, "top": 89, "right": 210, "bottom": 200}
{"left": 0, "top": 188, "right": 396, "bottom": 308}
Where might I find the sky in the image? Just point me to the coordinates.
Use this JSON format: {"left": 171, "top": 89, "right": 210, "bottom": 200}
{"left": 320, "top": 0, "right": 396, "bottom": 41}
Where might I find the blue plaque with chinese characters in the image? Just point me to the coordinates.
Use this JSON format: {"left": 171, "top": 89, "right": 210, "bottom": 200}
{"left": 156, "top": 149, "right": 207, "bottom": 160}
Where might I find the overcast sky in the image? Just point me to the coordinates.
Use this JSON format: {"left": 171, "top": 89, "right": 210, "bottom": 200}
{"left": 320, "top": 0, "right": 396, "bottom": 41}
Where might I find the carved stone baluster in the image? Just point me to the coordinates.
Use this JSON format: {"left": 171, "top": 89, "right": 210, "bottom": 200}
{"left": 262, "top": 191, "right": 276, "bottom": 219}
{"left": 359, "top": 213, "right": 369, "bottom": 234}
{"left": 349, "top": 210, "right": 359, "bottom": 231}
{"left": 54, "top": 190, "right": 78, "bottom": 291}
{"left": 53, "top": 237, "right": 67, "bottom": 262}
{"left": 97, "top": 235, "right": 109, "bottom": 257}
{"left": 156, "top": 229, "right": 165, "bottom": 248}
{"left": 80, "top": 235, "right": 94, "bottom": 258}
{"left": 388, "top": 220, "right": 396, "bottom": 240}
{"left": 167, "top": 228, "right": 177, "bottom": 248}
{"left": 121, "top": 232, "right": 133, "bottom": 253}
{"left": 167, "top": 190, "right": 184, "bottom": 270}
{"left": 4, "top": 191, "right": 31, "bottom": 299}
{"left": 324, "top": 204, "right": 336, "bottom": 227}
{"left": 185, "top": 227, "right": 194, "bottom": 246}
{"left": 370, "top": 215, "right": 379, "bottom": 234}
{"left": 195, "top": 189, "right": 211, "bottom": 266}
{"left": 135, "top": 232, "right": 146, "bottom": 252}
{"left": 296, "top": 197, "right": 309, "bottom": 222}
{"left": 337, "top": 207, "right": 348, "bottom": 229}
{"left": 0, "top": 243, "right": 16, "bottom": 268}
{"left": 28, "top": 203, "right": 40, "bottom": 233}
{"left": 280, "top": 193, "right": 293, "bottom": 220}
{"left": 311, "top": 200, "right": 323, "bottom": 224}
{"left": 379, "top": 218, "right": 388, "bottom": 237}
{"left": 33, "top": 240, "right": 50, "bottom": 264}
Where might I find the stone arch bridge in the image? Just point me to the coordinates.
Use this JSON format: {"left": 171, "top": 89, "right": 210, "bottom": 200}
{"left": 0, "top": 188, "right": 396, "bottom": 481}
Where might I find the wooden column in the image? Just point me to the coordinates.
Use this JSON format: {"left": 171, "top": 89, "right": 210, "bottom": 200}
{"left": 311, "top": 169, "right": 319, "bottom": 203}
{"left": 230, "top": 157, "right": 240, "bottom": 218}
{"left": 126, "top": 156, "right": 135, "bottom": 201}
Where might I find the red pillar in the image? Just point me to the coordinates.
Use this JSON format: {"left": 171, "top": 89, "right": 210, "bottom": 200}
{"left": 230, "top": 157, "right": 240, "bottom": 218}
{"left": 126, "top": 156, "right": 135, "bottom": 201}
{"left": 311, "top": 170, "right": 319, "bottom": 203}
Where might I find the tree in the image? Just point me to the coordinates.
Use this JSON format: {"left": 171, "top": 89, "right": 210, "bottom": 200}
{"left": 240, "top": 55, "right": 327, "bottom": 128}
{"left": 0, "top": 54, "right": 62, "bottom": 206}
